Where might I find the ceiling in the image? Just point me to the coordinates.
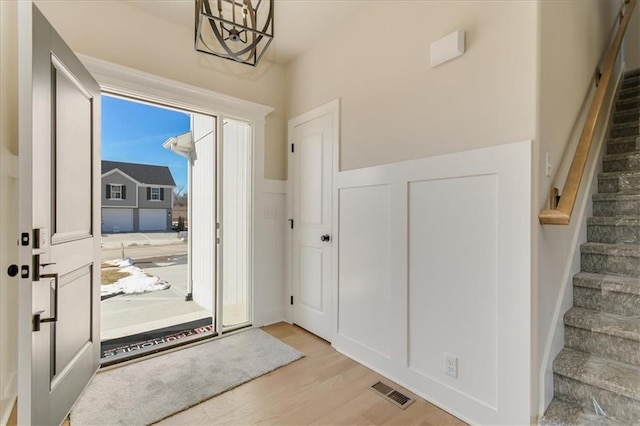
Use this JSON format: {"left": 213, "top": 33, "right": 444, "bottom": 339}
{"left": 126, "top": 0, "right": 364, "bottom": 65}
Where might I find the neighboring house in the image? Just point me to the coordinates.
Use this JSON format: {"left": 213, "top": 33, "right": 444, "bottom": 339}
{"left": 101, "top": 160, "right": 175, "bottom": 233}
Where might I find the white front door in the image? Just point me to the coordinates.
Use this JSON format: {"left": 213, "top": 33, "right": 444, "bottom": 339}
{"left": 289, "top": 101, "right": 338, "bottom": 341}
{"left": 18, "top": 4, "right": 101, "bottom": 425}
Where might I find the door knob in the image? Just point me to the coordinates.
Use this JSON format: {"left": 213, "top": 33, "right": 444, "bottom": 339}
{"left": 321, "top": 234, "right": 331, "bottom": 242}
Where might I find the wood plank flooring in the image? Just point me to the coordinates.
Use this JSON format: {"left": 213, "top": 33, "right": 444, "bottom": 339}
{"left": 10, "top": 323, "right": 465, "bottom": 425}
{"left": 156, "top": 322, "right": 466, "bottom": 425}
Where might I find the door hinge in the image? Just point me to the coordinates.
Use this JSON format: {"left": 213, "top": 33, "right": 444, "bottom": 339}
{"left": 288, "top": 219, "right": 294, "bottom": 229}
{"left": 291, "top": 143, "right": 295, "bottom": 153}
{"left": 290, "top": 295, "right": 294, "bottom": 305}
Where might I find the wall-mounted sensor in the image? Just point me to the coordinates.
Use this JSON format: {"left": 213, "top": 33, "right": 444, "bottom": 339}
{"left": 430, "top": 30, "right": 465, "bottom": 67}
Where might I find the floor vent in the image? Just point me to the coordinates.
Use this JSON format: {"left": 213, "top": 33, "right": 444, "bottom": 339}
{"left": 370, "top": 381, "right": 415, "bottom": 409}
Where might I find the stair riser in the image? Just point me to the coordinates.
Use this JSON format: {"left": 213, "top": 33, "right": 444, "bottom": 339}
{"left": 592, "top": 198, "right": 640, "bottom": 216}
{"left": 610, "top": 125, "right": 639, "bottom": 138}
{"left": 554, "top": 375, "right": 640, "bottom": 424}
{"left": 603, "top": 156, "right": 640, "bottom": 172}
{"left": 565, "top": 327, "right": 640, "bottom": 366}
{"left": 574, "top": 286, "right": 640, "bottom": 316}
{"left": 598, "top": 174, "right": 640, "bottom": 192}
{"left": 606, "top": 139, "right": 640, "bottom": 154}
{"left": 581, "top": 252, "right": 640, "bottom": 278}
{"left": 587, "top": 224, "right": 640, "bottom": 243}
{"left": 613, "top": 109, "right": 640, "bottom": 124}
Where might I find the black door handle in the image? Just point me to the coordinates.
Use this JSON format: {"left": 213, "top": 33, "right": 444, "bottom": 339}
{"left": 321, "top": 234, "right": 331, "bottom": 242}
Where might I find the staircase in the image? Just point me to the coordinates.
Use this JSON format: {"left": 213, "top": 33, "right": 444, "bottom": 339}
{"left": 540, "top": 70, "right": 640, "bottom": 425}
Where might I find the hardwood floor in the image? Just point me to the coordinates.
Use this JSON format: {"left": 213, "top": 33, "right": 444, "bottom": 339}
{"left": 156, "top": 322, "right": 466, "bottom": 425}
{"left": 10, "top": 323, "right": 465, "bottom": 425}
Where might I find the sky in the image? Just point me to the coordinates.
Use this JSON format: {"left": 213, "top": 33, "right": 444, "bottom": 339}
{"left": 101, "top": 95, "right": 191, "bottom": 193}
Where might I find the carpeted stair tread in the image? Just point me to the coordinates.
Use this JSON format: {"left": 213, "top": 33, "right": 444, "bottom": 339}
{"left": 598, "top": 170, "right": 640, "bottom": 192}
{"left": 553, "top": 348, "right": 640, "bottom": 401}
{"left": 587, "top": 216, "right": 640, "bottom": 243}
{"left": 612, "top": 110, "right": 640, "bottom": 125}
{"left": 574, "top": 272, "right": 640, "bottom": 295}
{"left": 610, "top": 122, "right": 639, "bottom": 138}
{"left": 606, "top": 134, "right": 640, "bottom": 146}
{"left": 581, "top": 242, "right": 640, "bottom": 257}
{"left": 603, "top": 152, "right": 640, "bottom": 172}
{"left": 603, "top": 151, "right": 640, "bottom": 162}
{"left": 539, "top": 398, "right": 625, "bottom": 426}
{"left": 616, "top": 96, "right": 640, "bottom": 111}
{"left": 587, "top": 216, "right": 640, "bottom": 225}
{"left": 619, "top": 85, "right": 640, "bottom": 97}
{"left": 564, "top": 307, "right": 640, "bottom": 341}
{"left": 592, "top": 191, "right": 640, "bottom": 200}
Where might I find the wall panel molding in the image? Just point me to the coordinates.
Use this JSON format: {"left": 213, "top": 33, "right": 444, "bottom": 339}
{"left": 333, "top": 140, "right": 532, "bottom": 425}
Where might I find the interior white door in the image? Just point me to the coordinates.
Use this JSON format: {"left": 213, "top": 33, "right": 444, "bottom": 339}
{"left": 290, "top": 111, "right": 334, "bottom": 341}
{"left": 18, "top": 4, "right": 101, "bottom": 425}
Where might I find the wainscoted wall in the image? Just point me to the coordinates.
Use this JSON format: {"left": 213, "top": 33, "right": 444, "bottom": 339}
{"left": 333, "top": 141, "right": 532, "bottom": 425}
{"left": 254, "top": 179, "right": 287, "bottom": 326}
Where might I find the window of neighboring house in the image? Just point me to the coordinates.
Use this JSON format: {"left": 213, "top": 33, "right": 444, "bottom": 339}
{"left": 107, "top": 184, "right": 126, "bottom": 200}
{"left": 150, "top": 187, "right": 162, "bottom": 201}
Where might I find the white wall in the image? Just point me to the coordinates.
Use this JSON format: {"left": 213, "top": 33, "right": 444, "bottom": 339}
{"left": 0, "top": 0, "right": 19, "bottom": 423}
{"left": 34, "top": 0, "right": 288, "bottom": 180}
{"left": 286, "top": 1, "right": 538, "bottom": 171}
{"left": 534, "top": 0, "right": 624, "bottom": 413}
{"left": 334, "top": 141, "right": 532, "bottom": 425}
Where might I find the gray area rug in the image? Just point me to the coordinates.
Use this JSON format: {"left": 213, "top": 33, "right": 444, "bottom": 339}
{"left": 71, "top": 328, "right": 303, "bottom": 425}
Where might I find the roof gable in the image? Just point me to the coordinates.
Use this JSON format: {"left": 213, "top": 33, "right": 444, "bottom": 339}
{"left": 101, "top": 161, "right": 176, "bottom": 186}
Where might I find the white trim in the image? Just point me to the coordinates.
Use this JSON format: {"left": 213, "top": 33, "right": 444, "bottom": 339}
{"left": 78, "top": 55, "right": 274, "bottom": 121}
{"left": 108, "top": 184, "right": 123, "bottom": 200}
{"left": 286, "top": 99, "right": 340, "bottom": 341}
{"left": 150, "top": 187, "right": 161, "bottom": 201}
{"left": 81, "top": 55, "right": 274, "bottom": 333}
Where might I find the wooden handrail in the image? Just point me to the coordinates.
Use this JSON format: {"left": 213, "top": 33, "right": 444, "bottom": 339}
{"left": 539, "top": 0, "right": 637, "bottom": 225}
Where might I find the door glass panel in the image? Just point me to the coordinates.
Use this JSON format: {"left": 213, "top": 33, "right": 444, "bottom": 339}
{"left": 53, "top": 58, "right": 92, "bottom": 240}
{"left": 222, "top": 120, "right": 252, "bottom": 328}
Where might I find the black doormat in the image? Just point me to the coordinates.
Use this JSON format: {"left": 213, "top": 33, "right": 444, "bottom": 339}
{"left": 101, "top": 317, "right": 214, "bottom": 359}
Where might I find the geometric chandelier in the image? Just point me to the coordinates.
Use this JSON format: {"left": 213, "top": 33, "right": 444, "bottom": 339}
{"left": 195, "top": 0, "right": 274, "bottom": 67}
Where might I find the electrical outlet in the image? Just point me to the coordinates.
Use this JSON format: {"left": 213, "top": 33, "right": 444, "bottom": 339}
{"left": 444, "top": 353, "right": 458, "bottom": 378}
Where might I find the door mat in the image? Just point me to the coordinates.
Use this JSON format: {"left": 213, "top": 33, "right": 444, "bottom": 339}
{"left": 101, "top": 317, "right": 213, "bottom": 359}
{"left": 73, "top": 328, "right": 304, "bottom": 426}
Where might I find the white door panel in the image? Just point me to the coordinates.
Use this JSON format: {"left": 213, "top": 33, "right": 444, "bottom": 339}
{"left": 139, "top": 208, "right": 167, "bottom": 231}
{"left": 18, "top": 5, "right": 100, "bottom": 425}
{"left": 290, "top": 110, "right": 335, "bottom": 341}
{"left": 101, "top": 208, "right": 133, "bottom": 233}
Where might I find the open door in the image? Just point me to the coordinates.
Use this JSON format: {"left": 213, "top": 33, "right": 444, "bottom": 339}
{"left": 18, "top": 4, "right": 101, "bottom": 424}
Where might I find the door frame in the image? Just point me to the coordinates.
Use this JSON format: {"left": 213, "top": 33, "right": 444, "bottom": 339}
{"left": 79, "top": 56, "right": 273, "bottom": 330}
{"left": 286, "top": 99, "right": 340, "bottom": 341}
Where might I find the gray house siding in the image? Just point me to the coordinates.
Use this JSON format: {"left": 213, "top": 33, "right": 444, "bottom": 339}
{"left": 137, "top": 186, "right": 172, "bottom": 209}
{"left": 102, "top": 172, "right": 137, "bottom": 207}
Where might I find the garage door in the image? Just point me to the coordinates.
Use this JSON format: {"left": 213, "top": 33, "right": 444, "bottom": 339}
{"left": 139, "top": 208, "right": 167, "bottom": 231}
{"left": 102, "top": 208, "right": 133, "bottom": 233}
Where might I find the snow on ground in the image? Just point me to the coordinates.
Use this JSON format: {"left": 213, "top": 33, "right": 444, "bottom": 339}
{"left": 102, "top": 259, "right": 170, "bottom": 298}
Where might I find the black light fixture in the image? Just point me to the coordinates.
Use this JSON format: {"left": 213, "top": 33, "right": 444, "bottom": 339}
{"left": 195, "top": 0, "right": 274, "bottom": 67}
